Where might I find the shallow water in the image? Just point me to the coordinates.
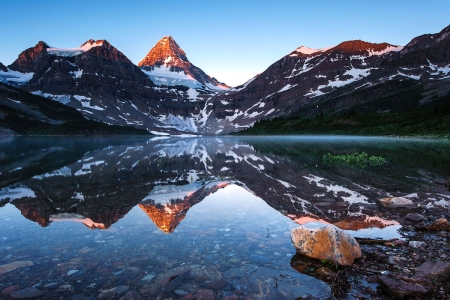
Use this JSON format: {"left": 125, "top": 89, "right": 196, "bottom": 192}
{"left": 0, "top": 136, "right": 449, "bottom": 298}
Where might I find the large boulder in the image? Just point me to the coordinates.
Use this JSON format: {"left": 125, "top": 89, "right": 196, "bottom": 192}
{"left": 291, "top": 222, "right": 361, "bottom": 266}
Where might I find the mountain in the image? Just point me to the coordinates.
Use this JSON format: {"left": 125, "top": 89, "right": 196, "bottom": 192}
{"left": 138, "top": 36, "right": 229, "bottom": 91}
{"left": 212, "top": 24, "right": 450, "bottom": 128}
{"left": 0, "top": 39, "right": 229, "bottom": 135}
{"left": 0, "top": 24, "right": 449, "bottom": 135}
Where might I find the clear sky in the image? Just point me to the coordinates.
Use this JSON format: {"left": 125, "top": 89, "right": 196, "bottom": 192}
{"left": 1, "top": 0, "right": 449, "bottom": 86}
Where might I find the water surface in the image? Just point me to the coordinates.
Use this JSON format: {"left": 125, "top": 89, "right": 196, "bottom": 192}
{"left": 1, "top": 136, "right": 449, "bottom": 298}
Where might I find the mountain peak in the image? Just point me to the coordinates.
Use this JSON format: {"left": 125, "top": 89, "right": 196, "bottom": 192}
{"left": 80, "top": 39, "right": 106, "bottom": 49}
{"left": 138, "top": 36, "right": 188, "bottom": 67}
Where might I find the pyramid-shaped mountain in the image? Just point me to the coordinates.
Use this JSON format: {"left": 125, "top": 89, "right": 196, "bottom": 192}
{"left": 139, "top": 36, "right": 229, "bottom": 90}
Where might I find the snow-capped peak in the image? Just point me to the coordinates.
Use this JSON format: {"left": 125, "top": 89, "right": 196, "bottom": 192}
{"left": 47, "top": 39, "right": 104, "bottom": 57}
{"left": 294, "top": 46, "right": 332, "bottom": 55}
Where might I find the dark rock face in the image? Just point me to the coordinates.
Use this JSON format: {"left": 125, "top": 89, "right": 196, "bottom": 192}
{"left": 0, "top": 62, "right": 7, "bottom": 72}
{"left": 8, "top": 41, "right": 51, "bottom": 73}
{"left": 138, "top": 36, "right": 229, "bottom": 90}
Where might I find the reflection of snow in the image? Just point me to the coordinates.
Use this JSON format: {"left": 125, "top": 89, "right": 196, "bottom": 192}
{"left": 143, "top": 182, "right": 203, "bottom": 204}
{"left": 304, "top": 174, "right": 368, "bottom": 204}
{"left": 49, "top": 213, "right": 105, "bottom": 229}
{"left": 0, "top": 187, "right": 36, "bottom": 201}
{"left": 74, "top": 161, "right": 104, "bottom": 176}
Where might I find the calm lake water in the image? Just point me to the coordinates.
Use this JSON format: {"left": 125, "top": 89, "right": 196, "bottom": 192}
{"left": 0, "top": 136, "right": 449, "bottom": 299}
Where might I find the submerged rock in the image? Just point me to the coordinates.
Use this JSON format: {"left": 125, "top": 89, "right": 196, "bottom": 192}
{"left": 9, "top": 287, "right": 43, "bottom": 299}
{"left": 224, "top": 264, "right": 331, "bottom": 299}
{"left": 119, "top": 290, "right": 143, "bottom": 300}
{"left": 291, "top": 222, "right": 361, "bottom": 266}
{"left": 0, "top": 261, "right": 34, "bottom": 274}
{"left": 97, "top": 286, "right": 129, "bottom": 300}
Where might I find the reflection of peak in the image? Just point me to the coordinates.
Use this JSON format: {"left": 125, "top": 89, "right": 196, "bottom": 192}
{"left": 139, "top": 202, "right": 186, "bottom": 233}
{"left": 140, "top": 181, "right": 229, "bottom": 233}
{"left": 14, "top": 202, "right": 51, "bottom": 227}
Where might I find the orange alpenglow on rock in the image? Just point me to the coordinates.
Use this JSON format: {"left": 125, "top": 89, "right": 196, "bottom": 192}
{"left": 290, "top": 222, "right": 361, "bottom": 266}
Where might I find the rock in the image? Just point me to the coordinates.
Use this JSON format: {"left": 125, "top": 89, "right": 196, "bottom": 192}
{"left": 221, "top": 296, "right": 238, "bottom": 300}
{"left": 379, "top": 197, "right": 415, "bottom": 208}
{"left": 69, "top": 294, "right": 87, "bottom": 300}
{"left": 141, "top": 274, "right": 156, "bottom": 282}
{"left": 405, "top": 213, "right": 425, "bottom": 222}
{"left": 409, "top": 241, "right": 426, "bottom": 249}
{"left": 315, "top": 267, "right": 335, "bottom": 278}
{"left": 426, "top": 218, "right": 450, "bottom": 231}
{"left": 174, "top": 289, "right": 188, "bottom": 296}
{"left": 67, "top": 270, "right": 79, "bottom": 276}
{"left": 194, "top": 275, "right": 209, "bottom": 283}
{"left": 224, "top": 264, "right": 331, "bottom": 299}
{"left": 377, "top": 275, "right": 432, "bottom": 298}
{"left": 78, "top": 246, "right": 94, "bottom": 254}
{"left": 9, "top": 287, "right": 43, "bottom": 299}
{"left": 415, "top": 261, "right": 450, "bottom": 282}
{"left": 249, "top": 253, "right": 271, "bottom": 264}
{"left": 0, "top": 261, "right": 34, "bottom": 274}
{"left": 97, "top": 286, "right": 129, "bottom": 300}
{"left": 161, "top": 269, "right": 190, "bottom": 294}
{"left": 194, "top": 289, "right": 214, "bottom": 300}
{"left": 291, "top": 222, "right": 361, "bottom": 266}
{"left": 2, "top": 285, "right": 20, "bottom": 297}
{"left": 205, "top": 279, "right": 227, "bottom": 290}
{"left": 119, "top": 290, "right": 143, "bottom": 300}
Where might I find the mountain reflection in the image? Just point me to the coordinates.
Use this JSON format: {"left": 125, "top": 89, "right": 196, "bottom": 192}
{"left": 1, "top": 136, "right": 449, "bottom": 235}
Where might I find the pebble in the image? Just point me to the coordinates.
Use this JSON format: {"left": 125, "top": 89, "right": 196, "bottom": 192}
{"left": 206, "top": 279, "right": 227, "bottom": 290}
{"left": 405, "top": 213, "right": 425, "bottom": 222}
{"left": 141, "top": 274, "right": 156, "bottom": 282}
{"left": 97, "top": 286, "right": 130, "bottom": 300}
{"left": 174, "top": 289, "right": 189, "bottom": 296}
{"left": 67, "top": 270, "right": 79, "bottom": 276}
{"left": 1, "top": 285, "right": 20, "bottom": 297}
{"left": 194, "top": 289, "right": 215, "bottom": 300}
{"left": 119, "top": 290, "right": 143, "bottom": 300}
{"left": 408, "top": 241, "right": 426, "bottom": 249}
{"left": 0, "top": 261, "right": 34, "bottom": 274}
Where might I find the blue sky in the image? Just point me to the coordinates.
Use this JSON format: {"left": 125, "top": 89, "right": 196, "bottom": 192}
{"left": 1, "top": 0, "right": 449, "bottom": 86}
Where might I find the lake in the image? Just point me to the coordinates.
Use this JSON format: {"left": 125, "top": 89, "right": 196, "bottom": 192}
{"left": 0, "top": 136, "right": 449, "bottom": 299}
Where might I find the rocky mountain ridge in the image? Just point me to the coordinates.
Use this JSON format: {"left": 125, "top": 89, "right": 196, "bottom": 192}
{"left": 0, "top": 24, "right": 449, "bottom": 135}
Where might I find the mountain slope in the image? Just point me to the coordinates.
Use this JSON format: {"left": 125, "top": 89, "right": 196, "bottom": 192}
{"left": 206, "top": 24, "right": 450, "bottom": 133}
{"left": 0, "top": 82, "right": 149, "bottom": 135}
{"left": 139, "top": 36, "right": 229, "bottom": 91}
